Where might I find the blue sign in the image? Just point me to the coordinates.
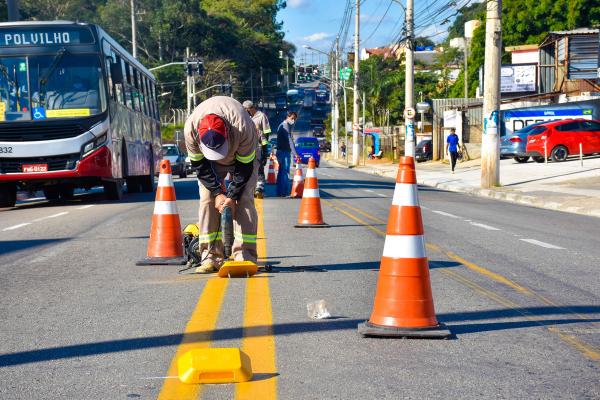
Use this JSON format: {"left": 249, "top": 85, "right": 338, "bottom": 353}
{"left": 32, "top": 107, "right": 46, "bottom": 120}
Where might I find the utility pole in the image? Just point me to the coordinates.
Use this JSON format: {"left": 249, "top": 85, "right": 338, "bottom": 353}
{"left": 286, "top": 56, "right": 290, "bottom": 91}
{"left": 260, "top": 66, "right": 264, "bottom": 109}
{"left": 464, "top": 37, "right": 469, "bottom": 99}
{"left": 352, "top": 0, "right": 361, "bottom": 166}
{"left": 130, "top": 0, "right": 137, "bottom": 58}
{"left": 404, "top": 0, "right": 415, "bottom": 157}
{"left": 332, "top": 37, "right": 340, "bottom": 159}
{"left": 186, "top": 47, "right": 191, "bottom": 115}
{"left": 481, "top": 0, "right": 502, "bottom": 188}
{"left": 7, "top": 0, "right": 19, "bottom": 21}
{"left": 250, "top": 72, "right": 254, "bottom": 104}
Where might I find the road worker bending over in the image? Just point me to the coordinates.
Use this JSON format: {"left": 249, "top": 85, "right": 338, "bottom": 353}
{"left": 242, "top": 100, "right": 271, "bottom": 198}
{"left": 184, "top": 96, "right": 259, "bottom": 273}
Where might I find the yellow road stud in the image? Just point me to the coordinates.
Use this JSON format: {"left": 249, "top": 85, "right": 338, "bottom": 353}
{"left": 218, "top": 261, "right": 258, "bottom": 278}
{"left": 177, "top": 348, "right": 252, "bottom": 384}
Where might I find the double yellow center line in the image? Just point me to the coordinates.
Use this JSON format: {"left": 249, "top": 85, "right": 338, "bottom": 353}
{"left": 157, "top": 198, "right": 277, "bottom": 400}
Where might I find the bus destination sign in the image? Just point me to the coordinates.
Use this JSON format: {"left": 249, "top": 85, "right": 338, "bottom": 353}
{"left": 0, "top": 27, "right": 94, "bottom": 47}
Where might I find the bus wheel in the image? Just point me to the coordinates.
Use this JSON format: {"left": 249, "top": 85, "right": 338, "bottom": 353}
{"left": 0, "top": 182, "right": 17, "bottom": 208}
{"left": 104, "top": 180, "right": 124, "bottom": 201}
{"left": 43, "top": 186, "right": 61, "bottom": 201}
{"left": 141, "top": 159, "right": 155, "bottom": 193}
{"left": 60, "top": 184, "right": 75, "bottom": 200}
{"left": 126, "top": 177, "right": 141, "bottom": 193}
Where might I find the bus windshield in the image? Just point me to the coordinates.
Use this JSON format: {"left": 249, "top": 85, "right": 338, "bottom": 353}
{"left": 0, "top": 53, "right": 106, "bottom": 122}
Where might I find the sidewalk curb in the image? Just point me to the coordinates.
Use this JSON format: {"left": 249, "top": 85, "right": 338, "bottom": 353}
{"left": 324, "top": 158, "right": 600, "bottom": 218}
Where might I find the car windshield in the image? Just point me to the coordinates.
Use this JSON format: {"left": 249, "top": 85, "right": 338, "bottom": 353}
{"left": 0, "top": 53, "right": 106, "bottom": 122}
{"left": 297, "top": 141, "right": 318, "bottom": 148}
{"left": 163, "top": 147, "right": 178, "bottom": 156}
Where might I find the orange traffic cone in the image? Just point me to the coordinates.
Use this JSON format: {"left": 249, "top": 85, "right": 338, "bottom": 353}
{"left": 295, "top": 157, "right": 328, "bottom": 228}
{"left": 137, "top": 160, "right": 186, "bottom": 265}
{"left": 273, "top": 155, "right": 279, "bottom": 171}
{"left": 266, "top": 156, "right": 277, "bottom": 184}
{"left": 290, "top": 162, "right": 304, "bottom": 198}
{"left": 358, "top": 156, "right": 450, "bottom": 338}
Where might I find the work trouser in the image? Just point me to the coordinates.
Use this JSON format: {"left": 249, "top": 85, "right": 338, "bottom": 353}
{"left": 449, "top": 151, "right": 458, "bottom": 171}
{"left": 197, "top": 160, "right": 259, "bottom": 263}
{"left": 255, "top": 144, "right": 268, "bottom": 193}
{"left": 275, "top": 149, "right": 291, "bottom": 197}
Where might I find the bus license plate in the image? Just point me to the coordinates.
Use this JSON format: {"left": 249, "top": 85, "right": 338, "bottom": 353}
{"left": 22, "top": 164, "right": 48, "bottom": 173}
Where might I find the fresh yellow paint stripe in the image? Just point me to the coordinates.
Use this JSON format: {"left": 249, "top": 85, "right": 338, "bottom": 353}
{"left": 235, "top": 198, "right": 277, "bottom": 399}
{"left": 156, "top": 278, "right": 229, "bottom": 400}
{"left": 323, "top": 196, "right": 600, "bottom": 362}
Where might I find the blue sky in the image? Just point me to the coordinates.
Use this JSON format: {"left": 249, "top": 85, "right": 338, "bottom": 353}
{"left": 278, "top": 0, "right": 479, "bottom": 62}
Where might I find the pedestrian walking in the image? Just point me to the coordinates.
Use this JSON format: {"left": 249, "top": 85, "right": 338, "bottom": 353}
{"left": 445, "top": 128, "right": 460, "bottom": 174}
{"left": 341, "top": 142, "right": 346, "bottom": 159}
{"left": 243, "top": 100, "right": 271, "bottom": 197}
{"left": 184, "top": 96, "right": 259, "bottom": 273}
{"left": 275, "top": 111, "right": 299, "bottom": 197}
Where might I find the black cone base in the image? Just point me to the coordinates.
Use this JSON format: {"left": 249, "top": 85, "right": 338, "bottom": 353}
{"left": 136, "top": 256, "right": 187, "bottom": 266}
{"left": 358, "top": 321, "right": 451, "bottom": 339}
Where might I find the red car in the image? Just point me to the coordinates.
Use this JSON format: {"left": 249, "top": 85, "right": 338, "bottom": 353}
{"left": 525, "top": 119, "right": 600, "bottom": 162}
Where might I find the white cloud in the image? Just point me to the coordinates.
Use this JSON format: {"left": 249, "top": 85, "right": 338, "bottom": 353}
{"left": 303, "top": 32, "right": 332, "bottom": 43}
{"left": 287, "top": 0, "right": 308, "bottom": 8}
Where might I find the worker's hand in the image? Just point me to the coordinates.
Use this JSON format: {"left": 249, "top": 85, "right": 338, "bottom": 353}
{"left": 215, "top": 194, "right": 236, "bottom": 214}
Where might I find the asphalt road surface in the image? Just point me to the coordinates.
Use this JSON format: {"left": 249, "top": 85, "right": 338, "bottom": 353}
{"left": 1, "top": 160, "right": 599, "bottom": 399}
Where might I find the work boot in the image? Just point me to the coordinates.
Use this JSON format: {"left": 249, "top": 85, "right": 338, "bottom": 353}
{"left": 254, "top": 190, "right": 264, "bottom": 199}
{"left": 194, "top": 260, "right": 219, "bottom": 274}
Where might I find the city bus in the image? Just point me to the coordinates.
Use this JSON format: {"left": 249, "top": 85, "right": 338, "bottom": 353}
{"left": 0, "top": 21, "right": 161, "bottom": 207}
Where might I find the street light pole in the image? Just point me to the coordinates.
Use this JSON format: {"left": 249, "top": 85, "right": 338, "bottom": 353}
{"left": 7, "top": 0, "right": 19, "bottom": 21}
{"left": 130, "top": 0, "right": 137, "bottom": 58}
{"left": 352, "top": 0, "right": 361, "bottom": 166}
{"left": 404, "top": 0, "right": 415, "bottom": 157}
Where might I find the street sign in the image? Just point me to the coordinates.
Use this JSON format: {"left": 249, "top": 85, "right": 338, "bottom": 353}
{"left": 404, "top": 107, "right": 416, "bottom": 119}
{"left": 339, "top": 67, "right": 352, "bottom": 81}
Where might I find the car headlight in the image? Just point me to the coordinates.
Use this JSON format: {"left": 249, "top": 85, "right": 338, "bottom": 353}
{"left": 82, "top": 133, "right": 107, "bottom": 157}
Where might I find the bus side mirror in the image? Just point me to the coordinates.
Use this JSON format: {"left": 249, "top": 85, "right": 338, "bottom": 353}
{"left": 110, "top": 62, "right": 124, "bottom": 84}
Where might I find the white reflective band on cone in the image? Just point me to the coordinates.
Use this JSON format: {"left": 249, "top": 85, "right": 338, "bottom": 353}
{"left": 302, "top": 188, "right": 320, "bottom": 198}
{"left": 154, "top": 200, "right": 179, "bottom": 215}
{"left": 306, "top": 169, "right": 316, "bottom": 178}
{"left": 382, "top": 235, "right": 426, "bottom": 258}
{"left": 293, "top": 175, "right": 303, "bottom": 182}
{"left": 158, "top": 173, "right": 174, "bottom": 188}
{"left": 392, "top": 183, "right": 419, "bottom": 207}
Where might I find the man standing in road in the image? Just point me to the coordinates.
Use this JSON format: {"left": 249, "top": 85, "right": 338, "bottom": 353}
{"left": 243, "top": 100, "right": 271, "bottom": 198}
{"left": 184, "top": 96, "right": 259, "bottom": 273}
{"left": 276, "top": 111, "right": 300, "bottom": 197}
{"left": 445, "top": 128, "right": 460, "bottom": 174}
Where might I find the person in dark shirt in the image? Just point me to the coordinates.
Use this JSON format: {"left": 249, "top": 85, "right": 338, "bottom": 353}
{"left": 445, "top": 128, "right": 460, "bottom": 174}
{"left": 275, "top": 111, "right": 299, "bottom": 196}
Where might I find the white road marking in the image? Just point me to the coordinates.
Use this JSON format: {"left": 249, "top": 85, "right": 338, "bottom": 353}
{"left": 32, "top": 211, "right": 69, "bottom": 222}
{"left": 78, "top": 205, "right": 95, "bottom": 210}
{"left": 431, "top": 210, "right": 461, "bottom": 219}
{"left": 469, "top": 222, "right": 501, "bottom": 231}
{"left": 377, "top": 193, "right": 387, "bottom": 197}
{"left": 364, "top": 189, "right": 374, "bottom": 193}
{"left": 520, "top": 238, "right": 565, "bottom": 250}
{"left": 2, "top": 223, "right": 31, "bottom": 231}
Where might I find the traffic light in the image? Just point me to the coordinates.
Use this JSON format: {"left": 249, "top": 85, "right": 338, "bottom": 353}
{"left": 186, "top": 62, "right": 193, "bottom": 77}
{"left": 196, "top": 61, "right": 204, "bottom": 76}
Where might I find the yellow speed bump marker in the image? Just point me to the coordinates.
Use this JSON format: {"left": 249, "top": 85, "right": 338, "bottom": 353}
{"left": 177, "top": 348, "right": 253, "bottom": 384}
{"left": 218, "top": 261, "right": 258, "bottom": 278}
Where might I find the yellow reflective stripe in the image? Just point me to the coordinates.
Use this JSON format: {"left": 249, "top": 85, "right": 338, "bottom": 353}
{"left": 263, "top": 128, "right": 271, "bottom": 134}
{"left": 236, "top": 150, "right": 256, "bottom": 164}
{"left": 261, "top": 139, "right": 269, "bottom": 146}
{"left": 234, "top": 233, "right": 257, "bottom": 244}
{"left": 198, "top": 232, "right": 222, "bottom": 243}
{"left": 189, "top": 153, "right": 204, "bottom": 161}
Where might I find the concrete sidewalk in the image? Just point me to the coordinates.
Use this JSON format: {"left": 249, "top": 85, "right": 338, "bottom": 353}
{"left": 325, "top": 155, "right": 600, "bottom": 218}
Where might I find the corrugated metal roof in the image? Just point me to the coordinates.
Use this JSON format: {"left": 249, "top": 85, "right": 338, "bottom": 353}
{"left": 549, "top": 28, "right": 599, "bottom": 35}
